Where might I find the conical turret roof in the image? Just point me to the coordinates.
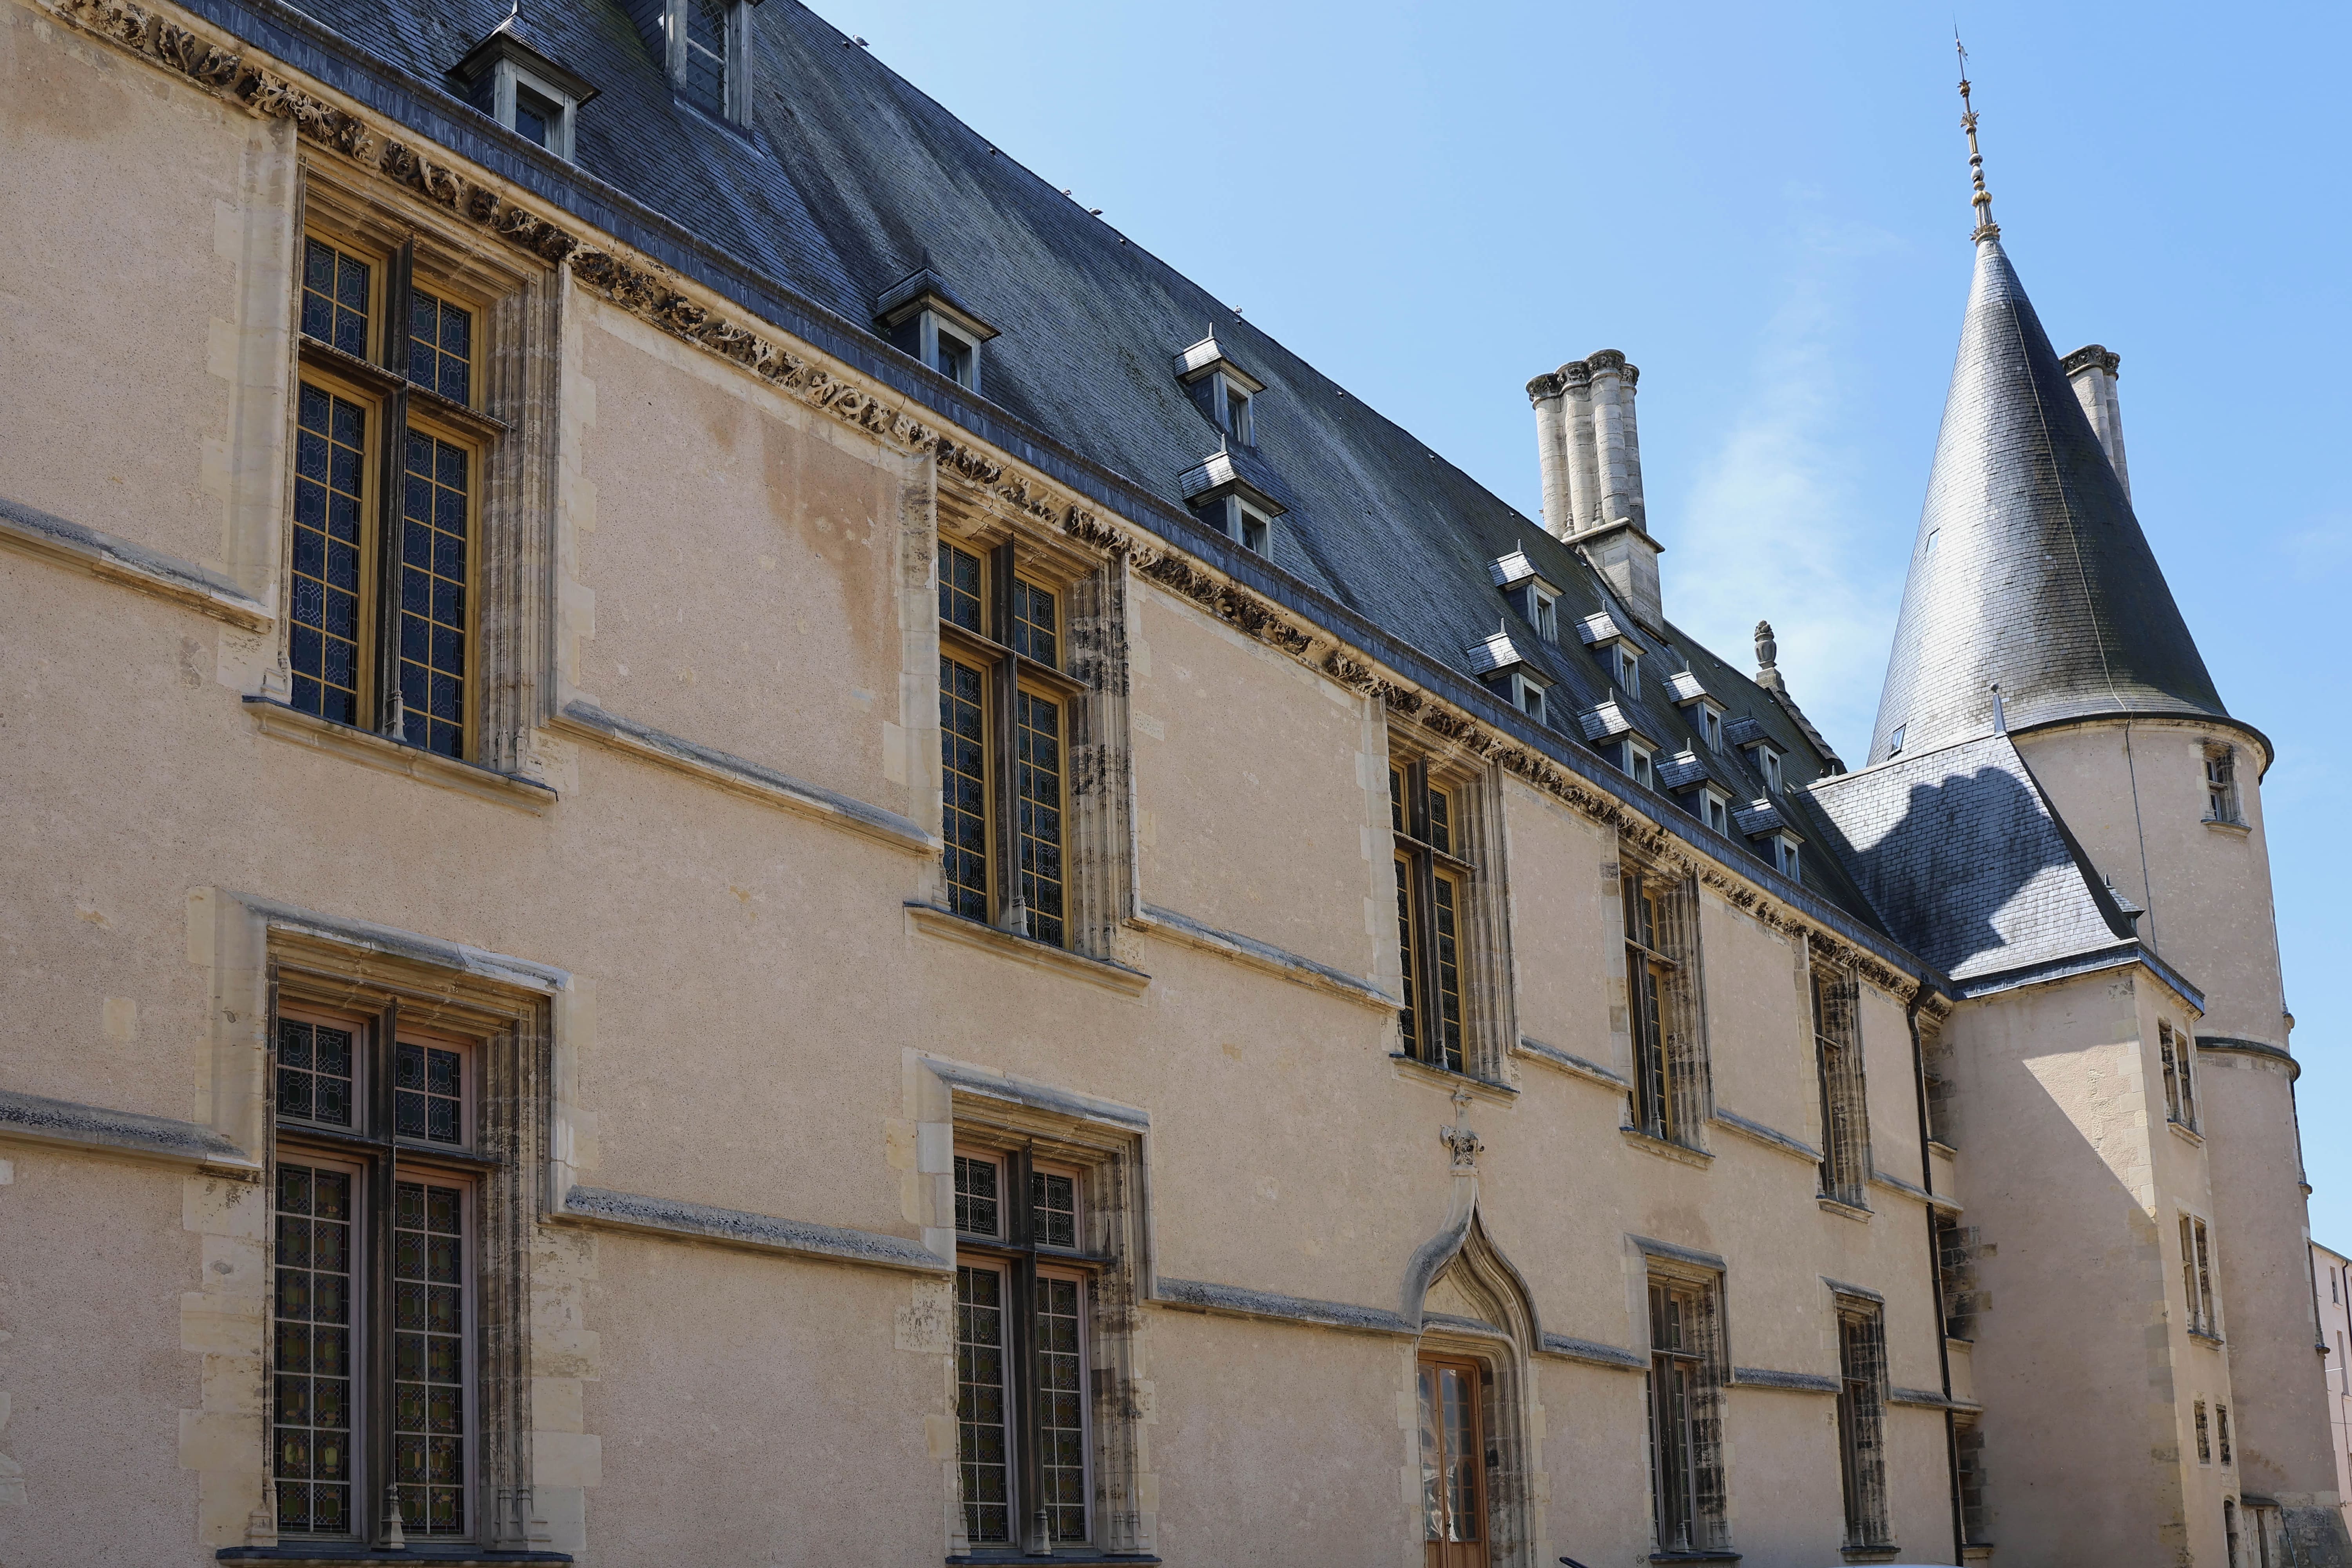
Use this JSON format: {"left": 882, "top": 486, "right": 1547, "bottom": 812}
{"left": 1867, "top": 236, "right": 2225, "bottom": 764}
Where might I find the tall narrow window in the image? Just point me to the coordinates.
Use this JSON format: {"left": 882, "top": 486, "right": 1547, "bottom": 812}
{"left": 271, "top": 1007, "right": 479, "bottom": 1546}
{"left": 1391, "top": 762, "right": 1468, "bottom": 1074}
{"left": 1647, "top": 1277, "right": 1724, "bottom": 1554}
{"left": 951, "top": 1148, "right": 1096, "bottom": 1553}
{"left": 2159, "top": 1021, "right": 2185, "bottom": 1123}
{"left": 2196, "top": 1400, "right": 2213, "bottom": 1465}
{"left": 2182, "top": 1215, "right": 2219, "bottom": 1336}
{"left": 1417, "top": 1352, "right": 1488, "bottom": 1566}
{"left": 1955, "top": 1418, "right": 1990, "bottom": 1550}
{"left": 290, "top": 234, "right": 485, "bottom": 760}
{"left": 2218, "top": 1403, "right": 2233, "bottom": 1465}
{"left": 680, "top": 0, "right": 731, "bottom": 116}
{"left": 1624, "top": 870, "right": 1683, "bottom": 1142}
{"left": 1836, "top": 1302, "right": 1891, "bottom": 1548}
{"left": 936, "top": 542, "right": 1075, "bottom": 948}
{"left": 1812, "top": 966, "right": 1870, "bottom": 1208}
{"left": 2158, "top": 1020, "right": 2199, "bottom": 1129}
{"left": 2205, "top": 745, "right": 2241, "bottom": 824}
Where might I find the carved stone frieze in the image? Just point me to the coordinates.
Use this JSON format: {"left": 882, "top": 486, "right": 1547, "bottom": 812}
{"left": 48, "top": 0, "right": 1931, "bottom": 1006}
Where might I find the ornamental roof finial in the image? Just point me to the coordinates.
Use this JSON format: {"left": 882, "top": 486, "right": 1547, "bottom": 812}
{"left": 1956, "top": 34, "right": 2000, "bottom": 241}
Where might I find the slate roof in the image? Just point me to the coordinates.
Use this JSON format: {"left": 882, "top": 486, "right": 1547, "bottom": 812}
{"left": 1867, "top": 235, "right": 2227, "bottom": 763}
{"left": 269, "top": 0, "right": 1891, "bottom": 924}
{"left": 1801, "top": 734, "right": 2134, "bottom": 982}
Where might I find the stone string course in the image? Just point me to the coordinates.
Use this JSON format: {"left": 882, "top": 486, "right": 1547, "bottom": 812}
{"left": 47, "top": 0, "right": 1926, "bottom": 1007}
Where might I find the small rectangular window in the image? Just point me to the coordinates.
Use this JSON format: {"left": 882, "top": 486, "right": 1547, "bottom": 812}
{"left": 2182, "top": 1214, "right": 2218, "bottom": 1336}
{"left": 2218, "top": 1403, "right": 2233, "bottom": 1465}
{"left": 1775, "top": 836, "right": 1801, "bottom": 879}
{"left": 302, "top": 237, "right": 374, "bottom": 359}
{"left": 935, "top": 326, "right": 977, "bottom": 390}
{"left": 1532, "top": 590, "right": 1558, "bottom": 643}
{"left": 1700, "top": 708, "right": 1723, "bottom": 751}
{"left": 1701, "top": 792, "right": 1729, "bottom": 836}
{"left": 1887, "top": 723, "right": 1906, "bottom": 756}
{"left": 1761, "top": 748, "right": 1783, "bottom": 793}
{"left": 681, "top": 0, "right": 730, "bottom": 116}
{"left": 1225, "top": 384, "right": 1254, "bottom": 445}
{"left": 1237, "top": 501, "right": 1271, "bottom": 556}
{"left": 2195, "top": 1399, "right": 2212, "bottom": 1465}
{"left": 1011, "top": 578, "right": 1059, "bottom": 667}
{"left": 278, "top": 1017, "right": 357, "bottom": 1129}
{"left": 406, "top": 290, "right": 473, "bottom": 405}
{"left": 1615, "top": 647, "right": 1640, "bottom": 694}
{"left": 511, "top": 84, "right": 560, "bottom": 149}
{"left": 394, "top": 1039, "right": 468, "bottom": 1145}
{"left": 2205, "top": 746, "right": 2241, "bottom": 824}
{"left": 955, "top": 1153, "right": 1002, "bottom": 1237}
{"left": 1623, "top": 741, "right": 1653, "bottom": 789}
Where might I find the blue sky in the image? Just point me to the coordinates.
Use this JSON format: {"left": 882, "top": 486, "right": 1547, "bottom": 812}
{"left": 806, "top": 2, "right": 2352, "bottom": 1241}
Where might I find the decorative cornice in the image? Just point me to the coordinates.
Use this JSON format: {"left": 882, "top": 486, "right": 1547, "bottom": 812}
{"left": 47, "top": 0, "right": 1941, "bottom": 1015}
{"left": 2194, "top": 1035, "right": 2298, "bottom": 1080}
{"left": 2060, "top": 344, "right": 2120, "bottom": 379}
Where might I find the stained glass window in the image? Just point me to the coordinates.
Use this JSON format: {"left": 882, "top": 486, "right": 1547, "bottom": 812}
{"left": 395, "top": 1041, "right": 463, "bottom": 1144}
{"left": 682, "top": 0, "right": 729, "bottom": 116}
{"left": 393, "top": 1178, "right": 467, "bottom": 1537}
{"left": 291, "top": 383, "right": 368, "bottom": 727}
{"left": 954, "top": 1154, "right": 1000, "bottom": 1237}
{"left": 940, "top": 544, "right": 982, "bottom": 634}
{"left": 1015, "top": 691, "right": 1065, "bottom": 947}
{"left": 1037, "top": 1276, "right": 1087, "bottom": 1543}
{"left": 407, "top": 290, "right": 472, "bottom": 405}
{"left": 274, "top": 1162, "right": 356, "bottom": 1536}
{"left": 955, "top": 1265, "right": 1011, "bottom": 1545}
{"left": 398, "top": 431, "right": 470, "bottom": 758}
{"left": 1032, "top": 1170, "right": 1076, "bottom": 1249}
{"left": 278, "top": 1019, "right": 355, "bottom": 1128}
{"left": 301, "top": 237, "right": 371, "bottom": 359}
{"left": 1012, "top": 578, "right": 1057, "bottom": 667}
{"left": 940, "top": 656, "right": 989, "bottom": 922}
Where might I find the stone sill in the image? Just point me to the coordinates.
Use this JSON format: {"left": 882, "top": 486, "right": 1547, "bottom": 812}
{"left": 1817, "top": 1196, "right": 1873, "bottom": 1222}
{"left": 1620, "top": 1126, "right": 1713, "bottom": 1168}
{"left": 1130, "top": 903, "right": 1395, "bottom": 1011}
{"left": 219, "top": 1549, "right": 569, "bottom": 1565}
{"left": 947, "top": 1554, "right": 1161, "bottom": 1566}
{"left": 906, "top": 904, "right": 1151, "bottom": 997}
{"left": 1389, "top": 1053, "right": 1518, "bottom": 1103}
{"left": 2189, "top": 1329, "right": 2227, "bottom": 1349}
{"left": 2169, "top": 1118, "right": 2207, "bottom": 1147}
{"left": 1646, "top": 1553, "right": 1740, "bottom": 1564}
{"left": 2204, "top": 817, "right": 2251, "bottom": 837}
{"left": 247, "top": 699, "right": 556, "bottom": 814}
{"left": 1841, "top": 1547, "right": 1903, "bottom": 1564}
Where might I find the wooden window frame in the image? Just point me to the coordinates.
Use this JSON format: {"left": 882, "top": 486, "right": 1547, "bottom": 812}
{"left": 268, "top": 999, "right": 495, "bottom": 1547}
{"left": 1645, "top": 1270, "right": 1728, "bottom": 1555}
{"left": 1391, "top": 758, "right": 1475, "bottom": 1075}
{"left": 1834, "top": 1297, "right": 1892, "bottom": 1550}
{"left": 2181, "top": 1212, "right": 2221, "bottom": 1338}
{"left": 1618, "top": 856, "right": 1710, "bottom": 1149}
{"left": 2204, "top": 744, "right": 2242, "bottom": 825}
{"left": 950, "top": 1143, "right": 1104, "bottom": 1553}
{"left": 937, "top": 539, "right": 1086, "bottom": 950}
{"left": 286, "top": 176, "right": 548, "bottom": 770}
{"left": 2158, "top": 1019, "right": 2199, "bottom": 1130}
{"left": 1812, "top": 963, "right": 1871, "bottom": 1207}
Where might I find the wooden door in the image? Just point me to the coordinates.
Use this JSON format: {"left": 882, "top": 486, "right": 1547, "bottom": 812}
{"left": 1417, "top": 1353, "right": 1489, "bottom": 1568}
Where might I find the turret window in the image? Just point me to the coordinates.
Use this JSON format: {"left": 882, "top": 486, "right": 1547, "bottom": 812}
{"left": 2203, "top": 745, "right": 2242, "bottom": 824}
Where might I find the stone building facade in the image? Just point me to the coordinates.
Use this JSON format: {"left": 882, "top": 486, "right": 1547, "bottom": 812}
{"left": 0, "top": 2, "right": 2336, "bottom": 1565}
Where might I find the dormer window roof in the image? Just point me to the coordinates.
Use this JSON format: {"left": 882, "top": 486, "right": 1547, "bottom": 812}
{"left": 1175, "top": 334, "right": 1265, "bottom": 448}
{"left": 1489, "top": 550, "right": 1561, "bottom": 642}
{"left": 1578, "top": 699, "right": 1653, "bottom": 749}
{"left": 453, "top": 15, "right": 599, "bottom": 161}
{"left": 1465, "top": 631, "right": 1551, "bottom": 723}
{"left": 877, "top": 267, "right": 999, "bottom": 394}
{"left": 1464, "top": 628, "right": 1528, "bottom": 678}
{"left": 1654, "top": 749, "right": 1712, "bottom": 792}
{"left": 1575, "top": 610, "right": 1633, "bottom": 650}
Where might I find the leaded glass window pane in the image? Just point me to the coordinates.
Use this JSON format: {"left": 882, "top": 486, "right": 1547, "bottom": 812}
{"left": 395, "top": 1041, "right": 464, "bottom": 1144}
{"left": 1038, "top": 1277, "right": 1087, "bottom": 1543}
{"left": 393, "top": 1178, "right": 467, "bottom": 1537}
{"left": 1395, "top": 854, "right": 1417, "bottom": 1053}
{"left": 407, "top": 289, "right": 472, "bottom": 406}
{"left": 291, "top": 382, "right": 368, "bottom": 727}
{"left": 1015, "top": 691, "right": 1065, "bottom": 948}
{"left": 954, "top": 1155, "right": 999, "bottom": 1237}
{"left": 955, "top": 1265, "right": 1011, "bottom": 1546}
{"left": 682, "top": 0, "right": 728, "bottom": 116}
{"left": 398, "top": 431, "right": 470, "bottom": 758}
{"left": 940, "top": 544, "right": 983, "bottom": 634}
{"left": 1426, "top": 785, "right": 1452, "bottom": 856}
{"left": 1031, "top": 1171, "right": 1076, "bottom": 1249}
{"left": 1012, "top": 578, "right": 1058, "bottom": 667}
{"left": 278, "top": 1019, "right": 355, "bottom": 1128}
{"left": 1431, "top": 871, "right": 1464, "bottom": 1074}
{"left": 274, "top": 1162, "right": 356, "bottom": 1536}
{"left": 940, "top": 655, "right": 989, "bottom": 922}
{"left": 301, "top": 237, "right": 371, "bottom": 359}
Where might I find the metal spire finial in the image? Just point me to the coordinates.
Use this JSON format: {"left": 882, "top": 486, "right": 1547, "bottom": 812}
{"left": 1956, "top": 34, "right": 1999, "bottom": 241}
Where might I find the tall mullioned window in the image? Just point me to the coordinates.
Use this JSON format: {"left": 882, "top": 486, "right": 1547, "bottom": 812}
{"left": 2158, "top": 1020, "right": 2198, "bottom": 1130}
{"left": 937, "top": 541, "right": 1073, "bottom": 948}
{"left": 291, "top": 233, "right": 484, "bottom": 760}
{"left": 1646, "top": 1275, "right": 1726, "bottom": 1554}
{"left": 1391, "top": 761, "right": 1468, "bottom": 1073}
{"left": 270, "top": 1008, "right": 478, "bottom": 1544}
{"left": 2181, "top": 1214, "right": 2219, "bottom": 1336}
{"left": 1835, "top": 1300, "right": 1891, "bottom": 1548}
{"left": 1622, "top": 866, "right": 1705, "bottom": 1146}
{"left": 952, "top": 1148, "right": 1095, "bottom": 1551}
{"left": 1812, "top": 966, "right": 1870, "bottom": 1207}
{"left": 2204, "top": 745, "right": 2242, "bottom": 824}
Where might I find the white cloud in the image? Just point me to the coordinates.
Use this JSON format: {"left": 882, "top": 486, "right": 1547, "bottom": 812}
{"left": 1671, "top": 221, "right": 1910, "bottom": 765}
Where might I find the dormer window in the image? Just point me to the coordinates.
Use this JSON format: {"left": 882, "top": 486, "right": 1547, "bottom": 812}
{"left": 1530, "top": 588, "right": 1558, "bottom": 642}
{"left": 1232, "top": 498, "right": 1271, "bottom": 555}
{"left": 1489, "top": 551, "right": 1562, "bottom": 644}
{"left": 1613, "top": 646, "right": 1640, "bottom": 696}
{"left": 1698, "top": 706, "right": 1723, "bottom": 752}
{"left": 1700, "top": 789, "right": 1730, "bottom": 835}
{"left": 1770, "top": 834, "right": 1801, "bottom": 879}
{"left": 1179, "top": 451, "right": 1281, "bottom": 559}
{"left": 666, "top": 0, "right": 754, "bottom": 125}
{"left": 1500, "top": 672, "right": 1549, "bottom": 726}
{"left": 1760, "top": 748, "right": 1782, "bottom": 793}
{"left": 1622, "top": 740, "right": 1654, "bottom": 790}
{"left": 877, "top": 268, "right": 1000, "bottom": 397}
{"left": 1174, "top": 335, "right": 1266, "bottom": 450}
{"left": 454, "top": 18, "right": 599, "bottom": 162}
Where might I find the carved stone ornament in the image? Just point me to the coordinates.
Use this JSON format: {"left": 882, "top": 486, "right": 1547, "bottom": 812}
{"left": 1440, "top": 1086, "right": 1483, "bottom": 1172}
{"left": 45, "top": 0, "right": 1930, "bottom": 1010}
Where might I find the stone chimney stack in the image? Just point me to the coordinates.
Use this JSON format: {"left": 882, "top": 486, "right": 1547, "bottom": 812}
{"left": 2061, "top": 344, "right": 2130, "bottom": 501}
{"left": 1526, "top": 349, "right": 1662, "bottom": 630}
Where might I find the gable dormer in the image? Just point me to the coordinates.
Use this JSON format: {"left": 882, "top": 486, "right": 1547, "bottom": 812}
{"left": 1174, "top": 334, "right": 1265, "bottom": 448}
{"left": 876, "top": 266, "right": 999, "bottom": 394}
{"left": 453, "top": 14, "right": 599, "bottom": 161}
{"left": 626, "top": 0, "right": 762, "bottom": 127}
{"left": 1488, "top": 549, "right": 1561, "bottom": 643}
{"left": 1576, "top": 611, "right": 1642, "bottom": 696}
{"left": 1466, "top": 629, "right": 1551, "bottom": 725}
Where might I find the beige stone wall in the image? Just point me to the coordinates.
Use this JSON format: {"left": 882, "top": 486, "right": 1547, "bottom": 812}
{"left": 0, "top": 3, "right": 1992, "bottom": 1564}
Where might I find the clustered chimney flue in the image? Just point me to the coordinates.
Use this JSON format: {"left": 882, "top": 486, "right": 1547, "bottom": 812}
{"left": 2061, "top": 344, "right": 2130, "bottom": 502}
{"left": 1527, "top": 350, "right": 1663, "bottom": 631}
